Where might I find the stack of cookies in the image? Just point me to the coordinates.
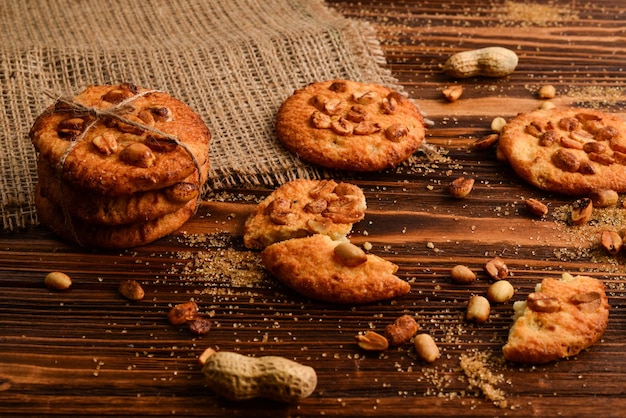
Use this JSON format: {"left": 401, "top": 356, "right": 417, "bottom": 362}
{"left": 30, "top": 83, "right": 211, "bottom": 249}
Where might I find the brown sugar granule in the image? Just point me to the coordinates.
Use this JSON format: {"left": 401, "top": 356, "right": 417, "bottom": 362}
{"left": 169, "top": 233, "right": 270, "bottom": 288}
{"left": 459, "top": 350, "right": 508, "bottom": 408}
{"left": 493, "top": 1, "right": 579, "bottom": 27}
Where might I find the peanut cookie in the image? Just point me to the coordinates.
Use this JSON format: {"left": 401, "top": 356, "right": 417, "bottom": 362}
{"left": 243, "top": 179, "right": 366, "bottom": 250}
{"left": 497, "top": 107, "right": 626, "bottom": 195}
{"left": 503, "top": 273, "right": 609, "bottom": 364}
{"left": 261, "top": 234, "right": 410, "bottom": 304}
{"left": 30, "top": 83, "right": 211, "bottom": 196}
{"left": 37, "top": 157, "right": 207, "bottom": 225}
{"left": 275, "top": 79, "right": 426, "bottom": 171}
{"left": 35, "top": 184, "right": 197, "bottom": 249}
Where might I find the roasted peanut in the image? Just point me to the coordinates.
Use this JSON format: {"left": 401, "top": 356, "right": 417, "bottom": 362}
{"left": 601, "top": 230, "right": 623, "bottom": 255}
{"left": 525, "top": 198, "right": 549, "bottom": 217}
{"left": 385, "top": 314, "right": 419, "bottom": 347}
{"left": 526, "top": 293, "right": 560, "bottom": 313}
{"left": 310, "top": 111, "right": 331, "bottom": 129}
{"left": 483, "top": 256, "right": 508, "bottom": 280}
{"left": 466, "top": 295, "right": 490, "bottom": 323}
{"left": 145, "top": 135, "right": 178, "bottom": 152}
{"left": 119, "top": 143, "right": 156, "bottom": 168}
{"left": 355, "top": 331, "right": 389, "bottom": 351}
{"left": 44, "top": 271, "right": 72, "bottom": 290}
{"left": 333, "top": 241, "right": 368, "bottom": 267}
{"left": 449, "top": 177, "right": 475, "bottom": 198}
{"left": 187, "top": 317, "right": 212, "bottom": 335}
{"left": 384, "top": 123, "right": 409, "bottom": 141}
{"left": 589, "top": 189, "right": 618, "bottom": 208}
{"left": 414, "top": 334, "right": 440, "bottom": 363}
{"left": 92, "top": 132, "right": 119, "bottom": 155}
{"left": 442, "top": 85, "right": 464, "bottom": 102}
{"left": 571, "top": 198, "right": 593, "bottom": 225}
{"left": 167, "top": 301, "right": 199, "bottom": 325}
{"left": 200, "top": 349, "right": 317, "bottom": 402}
{"left": 472, "top": 133, "right": 499, "bottom": 151}
{"left": 552, "top": 148, "right": 580, "bottom": 172}
{"left": 330, "top": 118, "right": 353, "bottom": 136}
{"left": 118, "top": 279, "right": 145, "bottom": 301}
{"left": 490, "top": 117, "right": 507, "bottom": 133}
{"left": 450, "top": 265, "right": 476, "bottom": 284}
{"left": 352, "top": 90, "right": 377, "bottom": 104}
{"left": 538, "top": 85, "right": 556, "bottom": 99}
{"left": 443, "top": 47, "right": 518, "bottom": 79}
{"left": 487, "top": 280, "right": 515, "bottom": 303}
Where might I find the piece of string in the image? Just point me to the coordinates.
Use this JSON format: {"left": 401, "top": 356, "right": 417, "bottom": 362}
{"left": 41, "top": 89, "right": 205, "bottom": 246}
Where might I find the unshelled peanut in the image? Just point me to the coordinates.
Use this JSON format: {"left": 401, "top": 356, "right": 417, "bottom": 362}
{"left": 200, "top": 349, "right": 317, "bottom": 402}
{"left": 443, "top": 47, "right": 518, "bottom": 79}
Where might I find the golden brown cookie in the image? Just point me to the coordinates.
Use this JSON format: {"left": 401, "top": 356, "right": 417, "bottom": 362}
{"left": 502, "top": 273, "right": 609, "bottom": 364}
{"left": 243, "top": 179, "right": 366, "bottom": 250}
{"left": 497, "top": 107, "right": 626, "bottom": 195}
{"left": 37, "top": 157, "right": 206, "bottom": 225}
{"left": 30, "top": 83, "right": 211, "bottom": 196}
{"left": 275, "top": 79, "right": 426, "bottom": 171}
{"left": 35, "top": 184, "right": 197, "bottom": 249}
{"left": 261, "top": 234, "right": 410, "bottom": 304}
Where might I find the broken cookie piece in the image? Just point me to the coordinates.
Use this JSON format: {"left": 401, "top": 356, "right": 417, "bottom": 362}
{"left": 502, "top": 273, "right": 609, "bottom": 364}
{"left": 243, "top": 179, "right": 366, "bottom": 250}
{"left": 261, "top": 234, "right": 410, "bottom": 304}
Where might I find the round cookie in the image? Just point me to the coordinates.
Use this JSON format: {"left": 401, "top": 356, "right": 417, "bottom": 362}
{"left": 497, "top": 107, "right": 626, "bottom": 195}
{"left": 30, "top": 83, "right": 211, "bottom": 196}
{"left": 243, "top": 179, "right": 366, "bottom": 250}
{"left": 37, "top": 157, "right": 207, "bottom": 225}
{"left": 503, "top": 273, "right": 609, "bottom": 364}
{"left": 261, "top": 234, "right": 410, "bottom": 304}
{"left": 275, "top": 79, "right": 426, "bottom": 171}
{"left": 35, "top": 184, "right": 197, "bottom": 249}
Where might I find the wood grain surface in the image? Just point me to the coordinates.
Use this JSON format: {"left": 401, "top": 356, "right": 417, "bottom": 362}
{"left": 2, "top": 1, "right": 626, "bottom": 416}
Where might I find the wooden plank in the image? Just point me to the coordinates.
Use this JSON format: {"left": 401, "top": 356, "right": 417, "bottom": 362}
{"left": 2, "top": 0, "right": 626, "bottom": 416}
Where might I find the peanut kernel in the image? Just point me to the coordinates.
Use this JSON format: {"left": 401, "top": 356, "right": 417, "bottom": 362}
{"left": 538, "top": 84, "right": 556, "bottom": 99}
{"left": 487, "top": 280, "right": 515, "bottom": 303}
{"left": 483, "top": 256, "right": 508, "bottom": 280}
{"left": 355, "top": 331, "right": 389, "bottom": 351}
{"left": 385, "top": 315, "right": 419, "bottom": 347}
{"left": 601, "top": 230, "right": 623, "bottom": 255}
{"left": 414, "top": 334, "right": 440, "bottom": 363}
{"left": 449, "top": 177, "right": 474, "bottom": 198}
{"left": 44, "top": 271, "right": 72, "bottom": 290}
{"left": 450, "top": 265, "right": 476, "bottom": 284}
{"left": 466, "top": 295, "right": 490, "bottom": 323}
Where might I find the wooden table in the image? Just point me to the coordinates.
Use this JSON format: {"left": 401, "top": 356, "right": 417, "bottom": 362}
{"left": 2, "top": 1, "right": 626, "bottom": 416}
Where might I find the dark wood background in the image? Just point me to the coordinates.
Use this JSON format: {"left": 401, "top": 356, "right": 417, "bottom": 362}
{"left": 2, "top": 1, "right": 626, "bottom": 416}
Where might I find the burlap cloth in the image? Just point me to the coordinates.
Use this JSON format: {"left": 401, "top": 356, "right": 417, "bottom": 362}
{"left": 0, "top": 0, "right": 403, "bottom": 232}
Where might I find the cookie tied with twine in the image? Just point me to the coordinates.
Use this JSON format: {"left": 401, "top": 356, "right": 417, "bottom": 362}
{"left": 30, "top": 83, "right": 211, "bottom": 249}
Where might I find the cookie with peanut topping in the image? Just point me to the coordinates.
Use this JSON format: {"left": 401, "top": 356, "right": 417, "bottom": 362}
{"left": 275, "top": 79, "right": 426, "bottom": 171}
{"left": 243, "top": 179, "right": 366, "bottom": 250}
{"left": 261, "top": 234, "right": 410, "bottom": 304}
{"left": 30, "top": 83, "right": 210, "bottom": 196}
{"left": 35, "top": 183, "right": 198, "bottom": 249}
{"left": 497, "top": 107, "right": 626, "bottom": 195}
{"left": 36, "top": 157, "right": 208, "bottom": 225}
{"left": 502, "top": 273, "right": 609, "bottom": 364}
